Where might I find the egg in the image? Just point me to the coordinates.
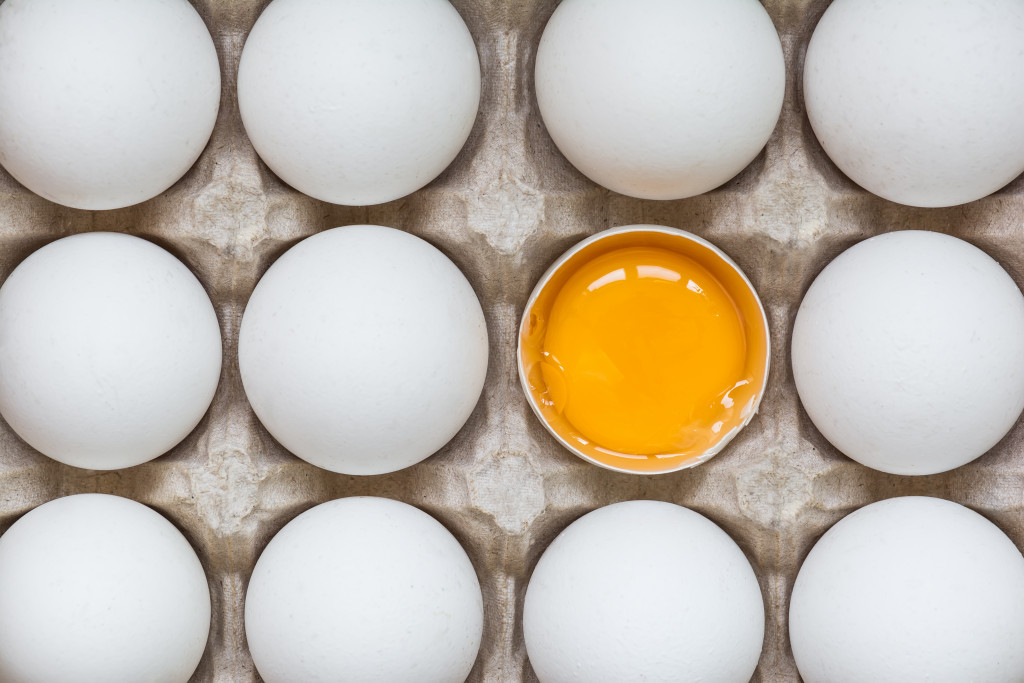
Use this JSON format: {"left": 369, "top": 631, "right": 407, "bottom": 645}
{"left": 535, "top": 0, "right": 785, "bottom": 200}
{"left": 237, "top": 0, "right": 480, "bottom": 206}
{"left": 792, "top": 231, "right": 1024, "bottom": 475}
{"left": 519, "top": 225, "right": 769, "bottom": 474}
{"left": 0, "top": 494, "right": 211, "bottom": 683}
{"left": 0, "top": 232, "right": 222, "bottom": 470}
{"left": 804, "top": 0, "right": 1024, "bottom": 208}
{"left": 524, "top": 501, "right": 764, "bottom": 682}
{"left": 245, "top": 497, "right": 483, "bottom": 683}
{"left": 238, "top": 225, "right": 488, "bottom": 475}
{"left": 790, "top": 496, "right": 1024, "bottom": 682}
{"left": 0, "top": 0, "right": 220, "bottom": 210}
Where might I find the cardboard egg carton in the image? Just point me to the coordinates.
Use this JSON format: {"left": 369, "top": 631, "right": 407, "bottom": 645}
{"left": 2, "top": 0, "right": 1024, "bottom": 680}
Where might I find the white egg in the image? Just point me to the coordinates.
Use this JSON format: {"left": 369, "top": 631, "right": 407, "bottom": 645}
{"left": 792, "top": 231, "right": 1024, "bottom": 476}
{"left": 791, "top": 496, "right": 1024, "bottom": 682}
{"left": 0, "top": 233, "right": 222, "bottom": 470}
{"left": 245, "top": 497, "right": 483, "bottom": 683}
{"left": 237, "top": 0, "right": 480, "bottom": 206}
{"left": 535, "top": 0, "right": 785, "bottom": 201}
{"left": 0, "top": 494, "right": 211, "bottom": 683}
{"left": 237, "top": 224, "right": 485, "bottom": 475}
{"left": 0, "top": 0, "right": 221, "bottom": 211}
{"left": 238, "top": 225, "right": 487, "bottom": 475}
{"left": 524, "top": 501, "right": 764, "bottom": 683}
{"left": 804, "top": 0, "right": 1024, "bottom": 208}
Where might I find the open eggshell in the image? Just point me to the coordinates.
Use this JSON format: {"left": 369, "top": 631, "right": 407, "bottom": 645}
{"left": 518, "top": 225, "right": 771, "bottom": 475}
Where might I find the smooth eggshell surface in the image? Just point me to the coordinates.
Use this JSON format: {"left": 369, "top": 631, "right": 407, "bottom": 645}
{"left": 790, "top": 496, "right": 1024, "bottom": 682}
{"left": 0, "top": 0, "right": 221, "bottom": 210}
{"left": 804, "top": 0, "right": 1024, "bottom": 208}
{"left": 792, "top": 230, "right": 1024, "bottom": 476}
{"left": 523, "top": 500, "right": 765, "bottom": 683}
{"left": 0, "top": 232, "right": 223, "bottom": 470}
{"left": 237, "top": 0, "right": 481, "bottom": 206}
{"left": 245, "top": 497, "right": 484, "bottom": 683}
{"left": 0, "top": 494, "right": 212, "bottom": 683}
{"left": 535, "top": 0, "right": 785, "bottom": 200}
{"left": 238, "top": 225, "right": 488, "bottom": 476}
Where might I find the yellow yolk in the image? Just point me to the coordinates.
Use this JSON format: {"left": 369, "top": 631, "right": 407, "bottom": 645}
{"left": 521, "top": 237, "right": 766, "bottom": 473}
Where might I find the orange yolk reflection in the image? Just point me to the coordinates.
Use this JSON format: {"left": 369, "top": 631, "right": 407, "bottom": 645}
{"left": 521, "top": 239, "right": 766, "bottom": 473}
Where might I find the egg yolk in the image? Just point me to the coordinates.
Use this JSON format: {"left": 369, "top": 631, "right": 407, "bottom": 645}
{"left": 522, "top": 242, "right": 764, "bottom": 472}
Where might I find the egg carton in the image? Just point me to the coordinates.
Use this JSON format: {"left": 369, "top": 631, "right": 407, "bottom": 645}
{"left": 2, "top": 0, "right": 1023, "bottom": 681}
